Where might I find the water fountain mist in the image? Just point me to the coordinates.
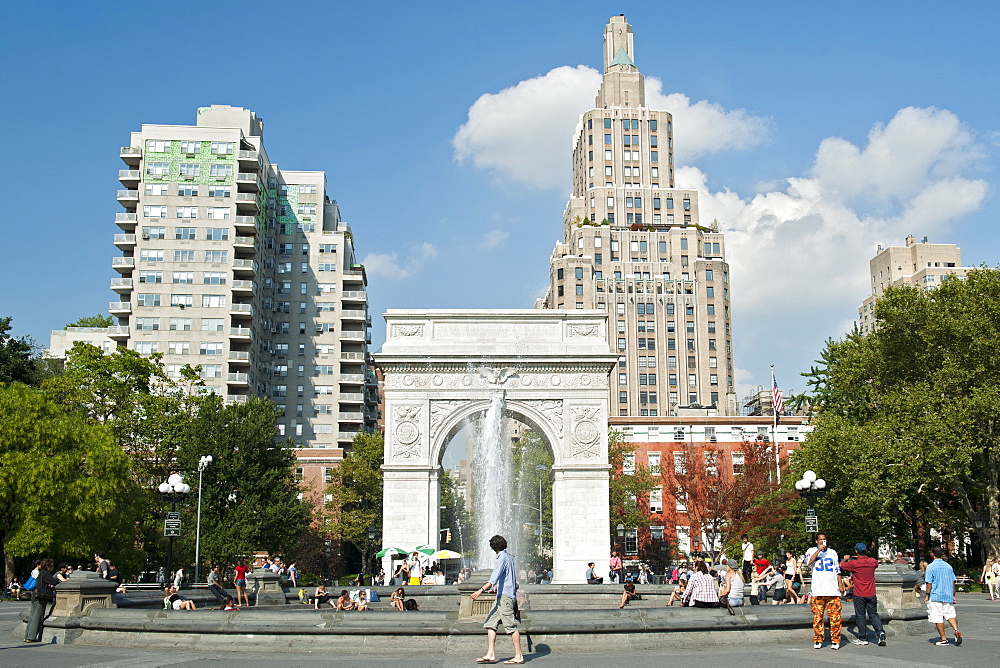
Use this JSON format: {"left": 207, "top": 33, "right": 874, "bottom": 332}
{"left": 472, "top": 392, "right": 512, "bottom": 566}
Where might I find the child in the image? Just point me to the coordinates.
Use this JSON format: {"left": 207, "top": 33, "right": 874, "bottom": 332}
{"left": 221, "top": 595, "right": 239, "bottom": 611}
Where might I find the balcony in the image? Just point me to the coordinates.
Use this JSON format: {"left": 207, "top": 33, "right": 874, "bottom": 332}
{"left": 340, "top": 351, "right": 365, "bottom": 360}
{"left": 117, "top": 170, "right": 141, "bottom": 187}
{"left": 342, "top": 290, "right": 367, "bottom": 302}
{"left": 339, "top": 331, "right": 366, "bottom": 342}
{"left": 339, "top": 392, "right": 364, "bottom": 403}
{"left": 117, "top": 190, "right": 139, "bottom": 205}
{"left": 109, "top": 301, "right": 131, "bottom": 315}
{"left": 229, "top": 326, "right": 254, "bottom": 341}
{"left": 107, "top": 326, "right": 130, "bottom": 340}
{"left": 231, "top": 279, "right": 255, "bottom": 294}
{"left": 234, "top": 215, "right": 257, "bottom": 233}
{"left": 227, "top": 350, "right": 252, "bottom": 365}
{"left": 235, "top": 193, "right": 259, "bottom": 212}
{"left": 341, "top": 309, "right": 366, "bottom": 320}
{"left": 226, "top": 372, "right": 250, "bottom": 386}
{"left": 339, "top": 373, "right": 364, "bottom": 383}
{"left": 365, "top": 372, "right": 378, "bottom": 387}
{"left": 230, "top": 303, "right": 255, "bottom": 318}
{"left": 233, "top": 236, "right": 256, "bottom": 252}
{"left": 120, "top": 146, "right": 142, "bottom": 165}
{"left": 338, "top": 431, "right": 360, "bottom": 442}
{"left": 113, "top": 233, "right": 136, "bottom": 249}
{"left": 112, "top": 256, "right": 135, "bottom": 273}
{"left": 237, "top": 150, "right": 259, "bottom": 168}
{"left": 226, "top": 394, "right": 249, "bottom": 404}
{"left": 110, "top": 277, "right": 133, "bottom": 293}
{"left": 115, "top": 212, "right": 137, "bottom": 231}
{"left": 232, "top": 259, "right": 257, "bottom": 275}
{"left": 338, "top": 411, "right": 364, "bottom": 422}
{"left": 236, "top": 173, "right": 261, "bottom": 191}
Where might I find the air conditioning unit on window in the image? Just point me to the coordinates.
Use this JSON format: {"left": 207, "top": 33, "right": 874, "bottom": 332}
{"left": 709, "top": 436, "right": 717, "bottom": 443}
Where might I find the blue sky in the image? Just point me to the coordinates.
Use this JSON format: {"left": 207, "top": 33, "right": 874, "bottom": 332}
{"left": 2, "top": 1, "right": 998, "bottom": 397}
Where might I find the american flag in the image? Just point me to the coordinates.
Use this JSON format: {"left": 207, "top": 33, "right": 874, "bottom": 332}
{"left": 771, "top": 375, "right": 784, "bottom": 417}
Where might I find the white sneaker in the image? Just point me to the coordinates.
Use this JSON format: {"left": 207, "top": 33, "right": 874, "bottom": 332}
{"left": 831, "top": 643, "right": 841, "bottom": 650}
{"left": 814, "top": 642, "right": 822, "bottom": 649}
{"left": 850, "top": 639, "right": 868, "bottom": 645}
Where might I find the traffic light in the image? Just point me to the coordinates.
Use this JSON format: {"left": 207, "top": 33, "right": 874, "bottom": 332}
{"left": 445, "top": 530, "right": 452, "bottom": 543}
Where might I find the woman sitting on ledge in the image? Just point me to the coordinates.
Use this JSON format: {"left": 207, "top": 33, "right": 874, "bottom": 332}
{"left": 355, "top": 590, "right": 369, "bottom": 611}
{"left": 163, "top": 586, "right": 196, "bottom": 610}
{"left": 390, "top": 587, "right": 405, "bottom": 611}
{"left": 666, "top": 577, "right": 687, "bottom": 606}
{"left": 309, "top": 584, "right": 333, "bottom": 609}
{"left": 619, "top": 582, "right": 640, "bottom": 608}
{"left": 682, "top": 562, "right": 720, "bottom": 608}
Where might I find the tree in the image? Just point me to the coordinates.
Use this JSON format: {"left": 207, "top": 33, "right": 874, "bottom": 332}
{"left": 511, "top": 430, "right": 553, "bottom": 563}
{"left": 65, "top": 314, "right": 114, "bottom": 328}
{"left": 608, "top": 429, "right": 658, "bottom": 544}
{"left": 0, "top": 383, "right": 138, "bottom": 583}
{"left": 799, "top": 269, "right": 1000, "bottom": 560}
{"left": 173, "top": 396, "right": 310, "bottom": 571}
{"left": 668, "top": 438, "right": 792, "bottom": 560}
{"left": 325, "top": 431, "right": 384, "bottom": 576}
{"left": 0, "top": 317, "right": 40, "bottom": 385}
{"left": 440, "top": 469, "right": 475, "bottom": 555}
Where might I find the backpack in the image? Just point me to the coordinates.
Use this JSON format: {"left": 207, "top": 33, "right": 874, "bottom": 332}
{"left": 23, "top": 575, "right": 37, "bottom": 591}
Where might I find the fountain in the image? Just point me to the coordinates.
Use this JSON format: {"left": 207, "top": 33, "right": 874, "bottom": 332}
{"left": 471, "top": 391, "right": 513, "bottom": 566}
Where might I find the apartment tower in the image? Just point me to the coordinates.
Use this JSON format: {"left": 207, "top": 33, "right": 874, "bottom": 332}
{"left": 540, "top": 16, "right": 737, "bottom": 417}
{"left": 112, "top": 105, "right": 379, "bottom": 486}
{"left": 858, "top": 235, "right": 971, "bottom": 334}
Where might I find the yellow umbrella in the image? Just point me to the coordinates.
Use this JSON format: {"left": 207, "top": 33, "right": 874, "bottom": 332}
{"left": 432, "top": 550, "right": 464, "bottom": 560}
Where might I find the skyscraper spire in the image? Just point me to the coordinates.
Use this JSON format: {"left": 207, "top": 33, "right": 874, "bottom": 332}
{"left": 596, "top": 15, "right": 645, "bottom": 109}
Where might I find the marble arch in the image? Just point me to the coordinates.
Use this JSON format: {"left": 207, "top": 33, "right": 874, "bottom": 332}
{"left": 373, "top": 310, "right": 618, "bottom": 584}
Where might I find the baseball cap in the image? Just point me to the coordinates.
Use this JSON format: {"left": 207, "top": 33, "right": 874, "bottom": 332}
{"left": 855, "top": 542, "right": 867, "bottom": 553}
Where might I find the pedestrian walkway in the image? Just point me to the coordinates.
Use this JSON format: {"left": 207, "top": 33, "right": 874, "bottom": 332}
{"left": 2, "top": 595, "right": 997, "bottom": 667}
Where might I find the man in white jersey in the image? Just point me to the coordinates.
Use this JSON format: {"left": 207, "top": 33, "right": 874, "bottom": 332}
{"left": 805, "top": 533, "right": 845, "bottom": 650}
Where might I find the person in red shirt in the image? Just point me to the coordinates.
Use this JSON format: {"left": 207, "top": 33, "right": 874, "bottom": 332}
{"left": 839, "top": 543, "right": 885, "bottom": 646}
{"left": 233, "top": 560, "right": 250, "bottom": 608}
{"left": 754, "top": 555, "right": 770, "bottom": 576}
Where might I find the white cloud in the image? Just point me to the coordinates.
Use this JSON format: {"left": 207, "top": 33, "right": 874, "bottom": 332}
{"left": 483, "top": 229, "right": 509, "bottom": 248}
{"left": 453, "top": 67, "right": 769, "bottom": 191}
{"left": 645, "top": 80, "right": 770, "bottom": 163}
{"left": 694, "top": 107, "right": 988, "bottom": 385}
{"left": 362, "top": 243, "right": 437, "bottom": 280}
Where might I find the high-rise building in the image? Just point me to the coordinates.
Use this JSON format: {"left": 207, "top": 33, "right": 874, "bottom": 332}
{"left": 539, "top": 16, "right": 737, "bottom": 417}
{"left": 858, "top": 235, "right": 971, "bottom": 334}
{"left": 111, "top": 105, "right": 379, "bottom": 484}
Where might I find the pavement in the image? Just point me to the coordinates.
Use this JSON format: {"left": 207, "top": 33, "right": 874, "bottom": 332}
{"left": 1, "top": 594, "right": 997, "bottom": 667}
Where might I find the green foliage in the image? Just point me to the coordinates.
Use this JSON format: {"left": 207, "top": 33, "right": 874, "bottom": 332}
{"left": 440, "top": 469, "right": 474, "bottom": 554}
{"left": 325, "top": 431, "right": 384, "bottom": 571}
{"left": 0, "top": 317, "right": 42, "bottom": 385}
{"left": 608, "top": 429, "right": 658, "bottom": 535}
{"left": 65, "top": 315, "right": 114, "bottom": 328}
{"left": 173, "top": 396, "right": 311, "bottom": 572}
{"left": 798, "top": 269, "right": 1000, "bottom": 560}
{"left": 0, "top": 383, "right": 139, "bottom": 582}
{"left": 511, "top": 430, "right": 554, "bottom": 563}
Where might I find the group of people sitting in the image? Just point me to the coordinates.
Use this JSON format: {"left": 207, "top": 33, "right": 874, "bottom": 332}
{"left": 306, "top": 584, "right": 371, "bottom": 610}
{"left": 665, "top": 557, "right": 807, "bottom": 611}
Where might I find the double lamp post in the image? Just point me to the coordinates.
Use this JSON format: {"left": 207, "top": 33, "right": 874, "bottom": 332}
{"left": 156, "top": 454, "right": 213, "bottom": 584}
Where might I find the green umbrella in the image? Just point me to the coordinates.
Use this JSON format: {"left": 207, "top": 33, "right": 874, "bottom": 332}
{"left": 413, "top": 545, "right": 436, "bottom": 556}
{"left": 375, "top": 547, "right": 409, "bottom": 558}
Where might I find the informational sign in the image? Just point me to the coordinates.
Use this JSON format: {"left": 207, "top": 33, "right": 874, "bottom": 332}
{"left": 805, "top": 508, "right": 819, "bottom": 532}
{"left": 164, "top": 517, "right": 182, "bottom": 537}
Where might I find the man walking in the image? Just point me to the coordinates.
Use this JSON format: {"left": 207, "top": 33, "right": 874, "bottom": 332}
{"left": 740, "top": 535, "right": 754, "bottom": 584}
{"left": 925, "top": 546, "right": 962, "bottom": 646}
{"left": 840, "top": 542, "right": 885, "bottom": 646}
{"left": 470, "top": 535, "right": 524, "bottom": 665}
{"left": 805, "top": 533, "right": 844, "bottom": 650}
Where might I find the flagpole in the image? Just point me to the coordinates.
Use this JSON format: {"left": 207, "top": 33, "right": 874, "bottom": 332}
{"left": 770, "top": 365, "right": 781, "bottom": 484}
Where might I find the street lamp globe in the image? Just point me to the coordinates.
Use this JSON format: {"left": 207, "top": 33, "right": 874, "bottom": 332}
{"left": 168, "top": 473, "right": 183, "bottom": 486}
{"left": 814, "top": 478, "right": 826, "bottom": 490}
{"left": 803, "top": 470, "right": 817, "bottom": 483}
{"left": 158, "top": 482, "right": 171, "bottom": 494}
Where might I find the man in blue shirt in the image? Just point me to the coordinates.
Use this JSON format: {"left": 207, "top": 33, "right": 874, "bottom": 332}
{"left": 470, "top": 535, "right": 523, "bottom": 664}
{"left": 924, "top": 546, "right": 962, "bottom": 646}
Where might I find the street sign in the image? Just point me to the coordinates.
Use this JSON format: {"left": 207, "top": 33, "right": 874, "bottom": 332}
{"left": 167, "top": 512, "right": 180, "bottom": 521}
{"left": 165, "top": 520, "right": 182, "bottom": 529}
{"left": 164, "top": 527, "right": 181, "bottom": 537}
{"left": 805, "top": 508, "right": 817, "bottom": 518}
{"left": 805, "top": 516, "right": 819, "bottom": 532}
{"left": 164, "top": 518, "right": 182, "bottom": 537}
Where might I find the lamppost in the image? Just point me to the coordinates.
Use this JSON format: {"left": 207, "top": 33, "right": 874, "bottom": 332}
{"left": 794, "top": 470, "right": 826, "bottom": 535}
{"left": 193, "top": 455, "right": 213, "bottom": 585}
{"left": 616, "top": 522, "right": 626, "bottom": 559}
{"left": 367, "top": 524, "right": 377, "bottom": 585}
{"left": 157, "top": 473, "right": 190, "bottom": 583}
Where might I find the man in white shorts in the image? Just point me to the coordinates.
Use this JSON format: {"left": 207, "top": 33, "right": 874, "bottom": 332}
{"left": 925, "top": 546, "right": 962, "bottom": 646}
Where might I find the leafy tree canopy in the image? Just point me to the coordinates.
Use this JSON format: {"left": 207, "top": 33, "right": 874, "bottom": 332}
{"left": 0, "top": 317, "right": 41, "bottom": 385}
{"left": 65, "top": 314, "right": 114, "bottom": 328}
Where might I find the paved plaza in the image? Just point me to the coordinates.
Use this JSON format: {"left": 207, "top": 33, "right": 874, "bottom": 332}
{"left": 2, "top": 595, "right": 997, "bottom": 667}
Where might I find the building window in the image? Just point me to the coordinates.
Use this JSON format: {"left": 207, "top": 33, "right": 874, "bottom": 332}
{"left": 201, "top": 318, "right": 224, "bottom": 331}
{"left": 169, "top": 317, "right": 191, "bottom": 331}
{"left": 178, "top": 164, "right": 200, "bottom": 177}
{"left": 201, "top": 294, "right": 225, "bottom": 308}
{"left": 649, "top": 487, "right": 663, "bottom": 513}
{"left": 207, "top": 207, "right": 230, "bottom": 220}
{"left": 210, "top": 142, "right": 234, "bottom": 155}
{"left": 199, "top": 342, "right": 223, "bottom": 355}
{"left": 204, "top": 250, "right": 228, "bottom": 263}
{"left": 648, "top": 453, "right": 661, "bottom": 474}
{"left": 206, "top": 228, "right": 229, "bottom": 240}
{"left": 175, "top": 227, "right": 196, "bottom": 239}
{"left": 136, "top": 293, "right": 160, "bottom": 307}
{"left": 209, "top": 164, "right": 233, "bottom": 177}
{"left": 172, "top": 271, "right": 194, "bottom": 284}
